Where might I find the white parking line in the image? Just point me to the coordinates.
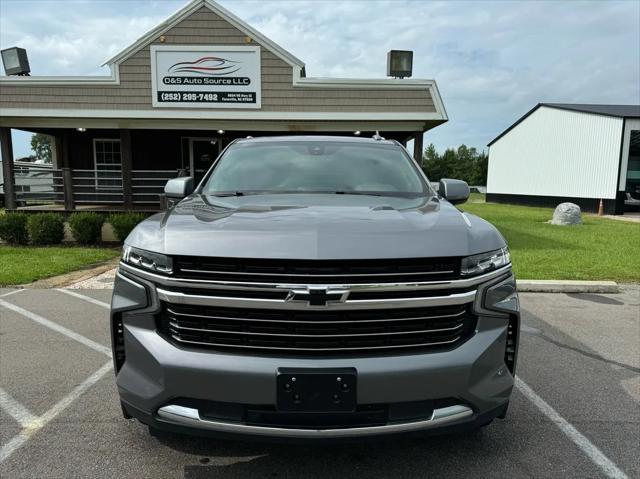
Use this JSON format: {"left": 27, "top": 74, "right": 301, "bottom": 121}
{"left": 0, "top": 299, "right": 112, "bottom": 357}
{"left": 516, "top": 377, "right": 629, "bottom": 479}
{"left": 0, "top": 290, "right": 23, "bottom": 299}
{"left": 0, "top": 361, "right": 113, "bottom": 464}
{"left": 56, "top": 289, "right": 110, "bottom": 309}
{"left": 0, "top": 388, "right": 38, "bottom": 428}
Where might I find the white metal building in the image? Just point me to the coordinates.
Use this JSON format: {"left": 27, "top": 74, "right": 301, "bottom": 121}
{"left": 487, "top": 103, "right": 640, "bottom": 214}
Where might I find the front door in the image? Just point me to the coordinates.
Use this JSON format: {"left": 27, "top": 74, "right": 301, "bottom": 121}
{"left": 189, "top": 138, "right": 220, "bottom": 184}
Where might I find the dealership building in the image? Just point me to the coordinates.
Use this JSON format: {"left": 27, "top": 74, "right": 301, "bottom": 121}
{"left": 487, "top": 103, "right": 640, "bottom": 215}
{"left": 0, "top": 0, "right": 447, "bottom": 211}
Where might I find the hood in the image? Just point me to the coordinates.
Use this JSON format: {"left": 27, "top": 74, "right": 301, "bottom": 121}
{"left": 126, "top": 194, "right": 506, "bottom": 259}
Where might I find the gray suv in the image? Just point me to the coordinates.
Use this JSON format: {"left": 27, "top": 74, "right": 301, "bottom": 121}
{"left": 111, "top": 135, "right": 519, "bottom": 440}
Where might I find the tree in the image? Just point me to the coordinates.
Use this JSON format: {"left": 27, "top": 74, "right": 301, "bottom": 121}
{"left": 424, "top": 143, "right": 439, "bottom": 163}
{"left": 421, "top": 144, "right": 489, "bottom": 186}
{"left": 422, "top": 143, "right": 449, "bottom": 182}
{"left": 30, "top": 133, "right": 52, "bottom": 163}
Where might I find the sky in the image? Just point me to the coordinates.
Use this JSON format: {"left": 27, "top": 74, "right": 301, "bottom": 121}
{"left": 1, "top": 0, "right": 639, "bottom": 159}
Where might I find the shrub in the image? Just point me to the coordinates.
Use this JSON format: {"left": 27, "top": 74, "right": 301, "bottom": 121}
{"left": 27, "top": 212, "right": 65, "bottom": 245}
{"left": 69, "top": 212, "right": 105, "bottom": 245}
{"left": 0, "top": 212, "right": 29, "bottom": 245}
{"left": 107, "top": 212, "right": 147, "bottom": 242}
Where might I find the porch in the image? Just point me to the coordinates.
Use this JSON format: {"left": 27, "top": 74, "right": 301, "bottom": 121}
{"left": 1, "top": 126, "right": 425, "bottom": 212}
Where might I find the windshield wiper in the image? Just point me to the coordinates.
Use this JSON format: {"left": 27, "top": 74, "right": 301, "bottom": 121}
{"left": 332, "top": 191, "right": 424, "bottom": 198}
{"left": 210, "top": 192, "right": 245, "bottom": 197}
{"left": 209, "top": 191, "right": 276, "bottom": 197}
{"left": 210, "top": 190, "right": 299, "bottom": 197}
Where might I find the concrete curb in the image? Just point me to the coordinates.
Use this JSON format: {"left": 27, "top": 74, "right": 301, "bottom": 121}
{"left": 17, "top": 257, "right": 120, "bottom": 289}
{"left": 517, "top": 280, "right": 619, "bottom": 293}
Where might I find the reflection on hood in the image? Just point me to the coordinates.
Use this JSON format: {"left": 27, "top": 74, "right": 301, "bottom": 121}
{"left": 174, "top": 195, "right": 308, "bottom": 223}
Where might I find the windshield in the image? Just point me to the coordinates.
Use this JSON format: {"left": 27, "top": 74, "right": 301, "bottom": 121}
{"left": 202, "top": 140, "right": 429, "bottom": 197}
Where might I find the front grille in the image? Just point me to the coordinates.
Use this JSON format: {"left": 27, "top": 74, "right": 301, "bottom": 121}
{"left": 173, "top": 256, "right": 461, "bottom": 283}
{"left": 156, "top": 302, "right": 477, "bottom": 355}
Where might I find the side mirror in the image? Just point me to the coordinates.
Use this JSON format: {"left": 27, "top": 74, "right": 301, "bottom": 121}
{"left": 438, "top": 178, "right": 470, "bottom": 205}
{"left": 164, "top": 177, "right": 194, "bottom": 199}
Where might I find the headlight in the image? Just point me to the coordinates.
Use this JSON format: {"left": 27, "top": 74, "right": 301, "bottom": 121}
{"left": 122, "top": 245, "right": 173, "bottom": 275}
{"left": 461, "top": 247, "right": 510, "bottom": 277}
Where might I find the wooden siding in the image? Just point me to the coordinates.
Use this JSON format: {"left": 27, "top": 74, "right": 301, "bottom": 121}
{"left": 0, "top": 7, "right": 434, "bottom": 113}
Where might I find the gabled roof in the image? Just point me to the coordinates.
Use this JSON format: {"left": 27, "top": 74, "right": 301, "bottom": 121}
{"left": 488, "top": 102, "right": 640, "bottom": 146}
{"left": 102, "top": 0, "right": 305, "bottom": 68}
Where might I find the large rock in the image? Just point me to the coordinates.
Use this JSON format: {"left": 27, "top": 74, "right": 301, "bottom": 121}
{"left": 551, "top": 202, "right": 582, "bottom": 225}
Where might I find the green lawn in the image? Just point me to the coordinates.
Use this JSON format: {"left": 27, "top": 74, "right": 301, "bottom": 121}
{"left": 1, "top": 199, "right": 637, "bottom": 284}
{"left": 0, "top": 246, "right": 120, "bottom": 286}
{"left": 461, "top": 197, "right": 640, "bottom": 281}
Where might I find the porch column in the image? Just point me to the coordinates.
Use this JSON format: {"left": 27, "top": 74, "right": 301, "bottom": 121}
{"left": 54, "top": 132, "right": 70, "bottom": 168}
{"left": 413, "top": 131, "right": 424, "bottom": 166}
{"left": 56, "top": 132, "right": 74, "bottom": 210}
{"left": 0, "top": 127, "right": 17, "bottom": 210}
{"left": 62, "top": 168, "right": 74, "bottom": 210}
{"left": 120, "top": 129, "right": 133, "bottom": 209}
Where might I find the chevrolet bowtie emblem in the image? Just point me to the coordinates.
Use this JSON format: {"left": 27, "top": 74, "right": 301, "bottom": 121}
{"left": 285, "top": 288, "right": 349, "bottom": 307}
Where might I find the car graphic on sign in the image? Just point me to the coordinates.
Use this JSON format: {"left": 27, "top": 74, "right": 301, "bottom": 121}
{"left": 168, "top": 56, "right": 241, "bottom": 76}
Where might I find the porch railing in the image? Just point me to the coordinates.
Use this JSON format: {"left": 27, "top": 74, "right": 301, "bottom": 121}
{"left": 12, "top": 165, "right": 63, "bottom": 205}
{"left": 71, "top": 169, "right": 124, "bottom": 204}
{"left": 7, "top": 166, "right": 182, "bottom": 210}
{"left": 71, "top": 169, "right": 181, "bottom": 207}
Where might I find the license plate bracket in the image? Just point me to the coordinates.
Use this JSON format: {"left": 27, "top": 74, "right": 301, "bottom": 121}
{"left": 276, "top": 368, "right": 357, "bottom": 412}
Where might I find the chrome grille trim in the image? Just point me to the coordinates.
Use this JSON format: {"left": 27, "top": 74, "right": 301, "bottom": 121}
{"left": 165, "top": 307, "right": 466, "bottom": 324}
{"left": 156, "top": 287, "right": 476, "bottom": 311}
{"left": 166, "top": 335, "right": 461, "bottom": 352}
{"left": 158, "top": 300, "right": 474, "bottom": 353}
{"left": 168, "top": 321, "right": 464, "bottom": 337}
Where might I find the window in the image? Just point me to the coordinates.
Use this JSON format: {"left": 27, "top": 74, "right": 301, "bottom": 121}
{"left": 93, "top": 139, "right": 122, "bottom": 190}
{"left": 203, "top": 141, "right": 428, "bottom": 196}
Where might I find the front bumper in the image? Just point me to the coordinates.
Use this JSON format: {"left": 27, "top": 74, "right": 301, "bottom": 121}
{"left": 156, "top": 403, "right": 473, "bottom": 438}
{"left": 111, "top": 267, "right": 519, "bottom": 440}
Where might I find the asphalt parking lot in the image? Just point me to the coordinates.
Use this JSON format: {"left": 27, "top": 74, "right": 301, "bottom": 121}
{"left": 0, "top": 284, "right": 638, "bottom": 479}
